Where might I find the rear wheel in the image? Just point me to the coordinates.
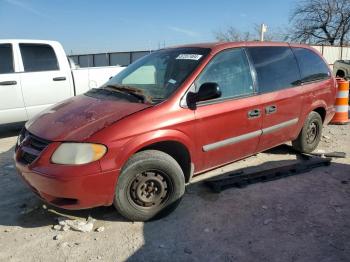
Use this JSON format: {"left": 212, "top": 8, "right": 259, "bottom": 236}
{"left": 292, "top": 111, "right": 323, "bottom": 153}
{"left": 114, "top": 150, "right": 185, "bottom": 221}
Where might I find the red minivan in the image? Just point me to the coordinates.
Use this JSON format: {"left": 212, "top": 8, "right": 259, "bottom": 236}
{"left": 15, "top": 42, "right": 336, "bottom": 221}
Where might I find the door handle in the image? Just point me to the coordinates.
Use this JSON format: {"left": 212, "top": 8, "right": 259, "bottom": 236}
{"left": 248, "top": 109, "right": 261, "bottom": 118}
{"left": 53, "top": 77, "right": 66, "bottom": 81}
{"left": 265, "top": 105, "right": 277, "bottom": 114}
{"left": 0, "top": 81, "right": 17, "bottom": 85}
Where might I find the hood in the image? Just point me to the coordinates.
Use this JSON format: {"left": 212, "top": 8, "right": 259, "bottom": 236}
{"left": 26, "top": 94, "right": 151, "bottom": 141}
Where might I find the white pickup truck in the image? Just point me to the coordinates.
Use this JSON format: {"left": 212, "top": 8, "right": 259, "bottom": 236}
{"left": 0, "top": 39, "right": 125, "bottom": 125}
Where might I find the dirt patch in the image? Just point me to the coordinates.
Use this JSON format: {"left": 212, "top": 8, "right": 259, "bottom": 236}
{"left": 0, "top": 124, "right": 349, "bottom": 262}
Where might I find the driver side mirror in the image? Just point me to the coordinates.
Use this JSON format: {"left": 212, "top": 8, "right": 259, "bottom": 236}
{"left": 186, "top": 82, "right": 221, "bottom": 109}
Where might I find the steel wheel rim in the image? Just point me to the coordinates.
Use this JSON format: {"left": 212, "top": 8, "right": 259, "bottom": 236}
{"left": 306, "top": 121, "right": 319, "bottom": 144}
{"left": 127, "top": 170, "right": 172, "bottom": 209}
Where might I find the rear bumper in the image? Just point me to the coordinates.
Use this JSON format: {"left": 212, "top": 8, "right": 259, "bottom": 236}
{"left": 15, "top": 160, "right": 119, "bottom": 210}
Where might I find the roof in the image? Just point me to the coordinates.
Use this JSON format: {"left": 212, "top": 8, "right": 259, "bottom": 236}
{"left": 0, "top": 39, "right": 60, "bottom": 45}
{"left": 169, "top": 41, "right": 312, "bottom": 53}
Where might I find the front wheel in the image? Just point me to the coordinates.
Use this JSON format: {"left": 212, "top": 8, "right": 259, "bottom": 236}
{"left": 114, "top": 150, "right": 185, "bottom": 221}
{"left": 292, "top": 111, "right": 323, "bottom": 153}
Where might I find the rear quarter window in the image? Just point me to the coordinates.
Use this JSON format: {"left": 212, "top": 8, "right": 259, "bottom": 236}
{"left": 247, "top": 46, "right": 301, "bottom": 93}
{"left": 20, "top": 43, "right": 59, "bottom": 72}
{"left": 292, "top": 47, "right": 330, "bottom": 83}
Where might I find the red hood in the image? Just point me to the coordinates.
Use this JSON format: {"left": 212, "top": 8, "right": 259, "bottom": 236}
{"left": 25, "top": 94, "right": 151, "bottom": 141}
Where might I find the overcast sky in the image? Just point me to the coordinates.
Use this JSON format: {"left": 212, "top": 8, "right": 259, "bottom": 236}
{"left": 0, "top": 0, "right": 297, "bottom": 54}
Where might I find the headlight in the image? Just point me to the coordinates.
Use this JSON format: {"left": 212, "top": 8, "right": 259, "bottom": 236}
{"left": 51, "top": 143, "right": 107, "bottom": 165}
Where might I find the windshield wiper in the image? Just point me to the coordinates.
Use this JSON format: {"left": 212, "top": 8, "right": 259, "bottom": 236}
{"left": 103, "top": 84, "right": 152, "bottom": 103}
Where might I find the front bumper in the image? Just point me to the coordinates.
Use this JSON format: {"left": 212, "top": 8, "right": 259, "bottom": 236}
{"left": 14, "top": 138, "right": 120, "bottom": 210}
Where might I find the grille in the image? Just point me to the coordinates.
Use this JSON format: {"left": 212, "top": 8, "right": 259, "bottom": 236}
{"left": 18, "top": 129, "right": 50, "bottom": 165}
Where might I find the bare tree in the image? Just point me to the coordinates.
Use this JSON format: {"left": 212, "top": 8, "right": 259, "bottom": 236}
{"left": 214, "top": 26, "right": 254, "bottom": 42}
{"left": 214, "top": 25, "right": 288, "bottom": 42}
{"left": 290, "top": 0, "right": 350, "bottom": 46}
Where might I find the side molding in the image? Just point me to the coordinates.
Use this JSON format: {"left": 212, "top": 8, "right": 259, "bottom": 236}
{"left": 203, "top": 118, "right": 299, "bottom": 152}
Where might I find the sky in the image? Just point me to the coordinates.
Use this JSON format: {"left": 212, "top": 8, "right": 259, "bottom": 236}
{"left": 0, "top": 0, "right": 297, "bottom": 54}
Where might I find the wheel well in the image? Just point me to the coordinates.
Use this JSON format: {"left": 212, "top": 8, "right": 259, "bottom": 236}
{"left": 138, "top": 141, "right": 192, "bottom": 183}
{"left": 336, "top": 70, "right": 345, "bottom": 78}
{"left": 313, "top": 107, "right": 326, "bottom": 122}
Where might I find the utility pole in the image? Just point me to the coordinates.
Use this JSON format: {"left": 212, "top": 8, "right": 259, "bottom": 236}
{"left": 260, "top": 23, "right": 267, "bottom": 41}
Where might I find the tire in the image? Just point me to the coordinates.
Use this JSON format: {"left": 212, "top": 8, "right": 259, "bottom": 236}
{"left": 292, "top": 111, "right": 323, "bottom": 153}
{"left": 113, "top": 150, "right": 185, "bottom": 221}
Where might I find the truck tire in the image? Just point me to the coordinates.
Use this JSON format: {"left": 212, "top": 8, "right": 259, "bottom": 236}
{"left": 113, "top": 150, "right": 185, "bottom": 221}
{"left": 292, "top": 111, "right": 323, "bottom": 153}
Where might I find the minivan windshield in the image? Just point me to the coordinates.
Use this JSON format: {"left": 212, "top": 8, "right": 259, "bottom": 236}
{"left": 102, "top": 47, "right": 210, "bottom": 103}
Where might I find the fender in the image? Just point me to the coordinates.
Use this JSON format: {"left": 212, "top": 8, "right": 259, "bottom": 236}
{"left": 292, "top": 99, "right": 327, "bottom": 141}
{"left": 310, "top": 100, "right": 327, "bottom": 113}
{"left": 100, "top": 129, "right": 196, "bottom": 172}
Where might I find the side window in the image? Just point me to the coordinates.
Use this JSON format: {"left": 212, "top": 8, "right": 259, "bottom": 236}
{"left": 292, "top": 47, "right": 330, "bottom": 83}
{"left": 247, "top": 47, "right": 301, "bottom": 93}
{"left": 0, "top": 44, "right": 14, "bottom": 74}
{"left": 195, "top": 48, "right": 254, "bottom": 100}
{"left": 20, "top": 44, "right": 59, "bottom": 72}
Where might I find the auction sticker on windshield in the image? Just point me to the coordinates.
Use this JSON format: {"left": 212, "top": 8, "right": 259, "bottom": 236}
{"left": 176, "top": 54, "right": 203, "bottom": 60}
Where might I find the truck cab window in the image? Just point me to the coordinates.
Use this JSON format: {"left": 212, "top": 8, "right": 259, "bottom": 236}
{"left": 20, "top": 44, "right": 59, "bottom": 72}
{"left": 0, "top": 44, "right": 14, "bottom": 74}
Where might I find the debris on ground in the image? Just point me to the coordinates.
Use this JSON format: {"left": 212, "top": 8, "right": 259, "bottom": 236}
{"left": 95, "top": 226, "right": 105, "bottom": 232}
{"left": 56, "top": 216, "right": 96, "bottom": 233}
{"left": 53, "top": 234, "right": 62, "bottom": 240}
{"left": 20, "top": 205, "right": 39, "bottom": 215}
{"left": 184, "top": 247, "right": 192, "bottom": 254}
{"left": 204, "top": 155, "right": 331, "bottom": 193}
{"left": 52, "top": 225, "right": 62, "bottom": 231}
{"left": 263, "top": 219, "right": 273, "bottom": 225}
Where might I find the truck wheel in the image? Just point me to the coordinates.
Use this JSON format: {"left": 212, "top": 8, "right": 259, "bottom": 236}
{"left": 113, "top": 150, "right": 185, "bottom": 221}
{"left": 292, "top": 111, "right": 323, "bottom": 153}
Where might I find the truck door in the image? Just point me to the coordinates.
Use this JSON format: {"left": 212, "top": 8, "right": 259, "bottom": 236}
{"left": 18, "top": 43, "right": 72, "bottom": 119}
{"left": 192, "top": 48, "right": 263, "bottom": 172}
{"left": 246, "top": 46, "right": 303, "bottom": 151}
{"left": 0, "top": 43, "right": 27, "bottom": 124}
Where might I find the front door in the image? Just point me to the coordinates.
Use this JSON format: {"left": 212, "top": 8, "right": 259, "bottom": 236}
{"left": 192, "top": 48, "right": 263, "bottom": 172}
{"left": 0, "top": 43, "right": 27, "bottom": 124}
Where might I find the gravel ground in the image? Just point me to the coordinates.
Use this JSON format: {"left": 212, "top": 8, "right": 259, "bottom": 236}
{"left": 0, "top": 123, "right": 349, "bottom": 262}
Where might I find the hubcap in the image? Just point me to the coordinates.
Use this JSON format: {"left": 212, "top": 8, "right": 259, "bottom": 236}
{"left": 129, "top": 170, "right": 170, "bottom": 208}
{"left": 306, "top": 121, "right": 318, "bottom": 144}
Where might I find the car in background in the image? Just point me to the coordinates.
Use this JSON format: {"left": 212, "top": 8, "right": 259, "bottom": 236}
{"left": 0, "top": 39, "right": 124, "bottom": 125}
{"left": 334, "top": 60, "right": 350, "bottom": 79}
{"left": 15, "top": 42, "right": 337, "bottom": 221}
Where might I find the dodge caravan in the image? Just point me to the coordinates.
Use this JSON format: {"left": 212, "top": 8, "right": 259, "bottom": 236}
{"left": 15, "top": 42, "right": 337, "bottom": 221}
